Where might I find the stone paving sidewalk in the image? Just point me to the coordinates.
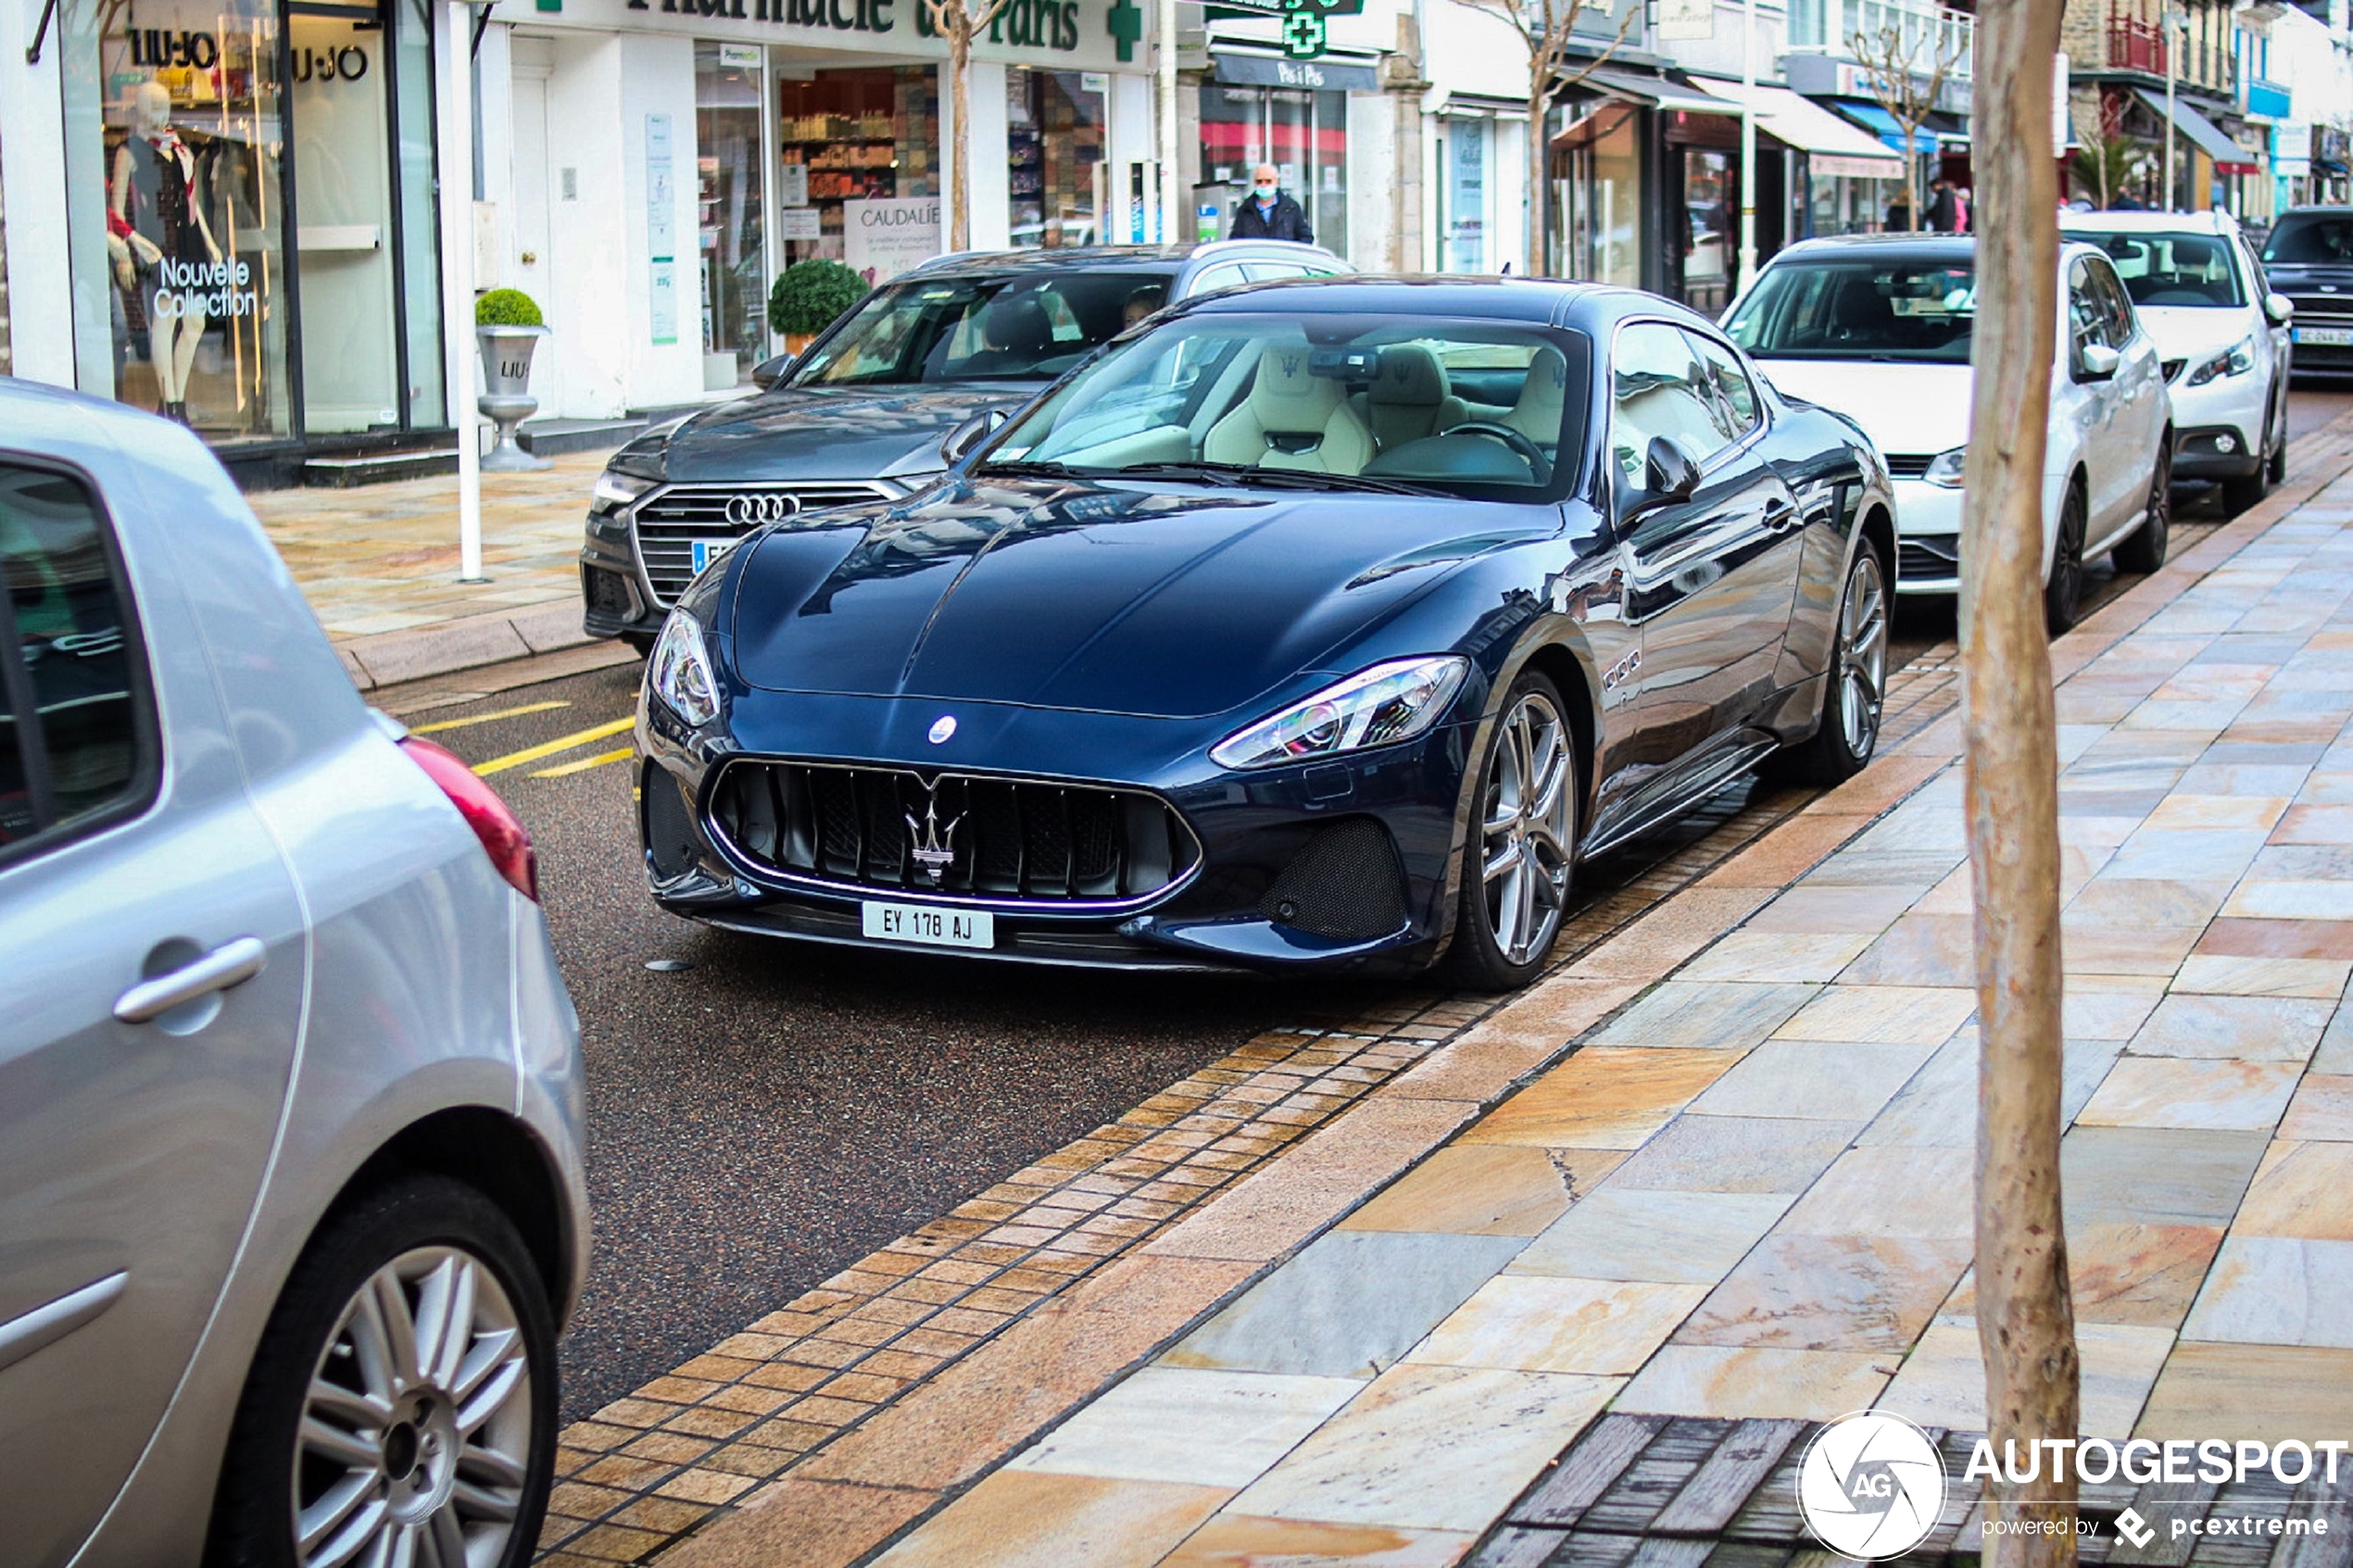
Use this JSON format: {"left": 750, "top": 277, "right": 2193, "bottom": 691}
{"left": 637, "top": 436, "right": 2353, "bottom": 1568}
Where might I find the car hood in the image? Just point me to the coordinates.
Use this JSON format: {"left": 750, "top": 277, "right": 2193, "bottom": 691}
{"left": 725, "top": 479, "right": 1548, "bottom": 720}
{"left": 1752, "top": 359, "right": 1975, "bottom": 459}
{"left": 2135, "top": 306, "right": 2258, "bottom": 362}
{"left": 659, "top": 383, "right": 1037, "bottom": 483}
{"left": 2259, "top": 259, "right": 2353, "bottom": 297}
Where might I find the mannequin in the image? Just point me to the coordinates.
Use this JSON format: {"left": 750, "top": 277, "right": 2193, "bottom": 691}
{"left": 108, "top": 82, "right": 221, "bottom": 423}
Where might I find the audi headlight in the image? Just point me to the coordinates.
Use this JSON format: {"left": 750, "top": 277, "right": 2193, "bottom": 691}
{"left": 592, "top": 470, "right": 656, "bottom": 511}
{"left": 648, "top": 610, "right": 721, "bottom": 727}
{"left": 1923, "top": 446, "right": 1968, "bottom": 489}
{"left": 1210, "top": 656, "right": 1471, "bottom": 771}
{"left": 2187, "top": 335, "right": 2257, "bottom": 387}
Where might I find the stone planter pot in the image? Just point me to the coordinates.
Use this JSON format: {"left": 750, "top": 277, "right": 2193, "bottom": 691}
{"left": 476, "top": 323, "right": 552, "bottom": 472}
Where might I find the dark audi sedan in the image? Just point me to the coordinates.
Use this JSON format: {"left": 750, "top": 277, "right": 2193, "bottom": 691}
{"left": 634, "top": 278, "right": 1895, "bottom": 988}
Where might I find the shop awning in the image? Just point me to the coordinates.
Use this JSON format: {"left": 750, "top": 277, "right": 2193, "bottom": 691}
{"left": 1828, "top": 98, "right": 1940, "bottom": 157}
{"left": 1701, "top": 81, "right": 1906, "bottom": 178}
{"left": 1579, "top": 65, "right": 1739, "bottom": 118}
{"left": 2136, "top": 88, "right": 2260, "bottom": 174}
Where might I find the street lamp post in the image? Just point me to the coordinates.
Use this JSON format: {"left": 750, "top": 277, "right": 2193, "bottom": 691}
{"left": 437, "top": 0, "right": 496, "bottom": 583}
{"left": 2162, "top": 4, "right": 2186, "bottom": 210}
{"left": 1738, "top": 0, "right": 1756, "bottom": 292}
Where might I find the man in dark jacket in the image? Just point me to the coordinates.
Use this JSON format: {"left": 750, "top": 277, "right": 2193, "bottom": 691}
{"left": 1230, "top": 163, "right": 1315, "bottom": 244}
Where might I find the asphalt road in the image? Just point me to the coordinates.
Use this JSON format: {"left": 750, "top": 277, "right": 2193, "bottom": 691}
{"left": 397, "top": 383, "right": 2353, "bottom": 1424}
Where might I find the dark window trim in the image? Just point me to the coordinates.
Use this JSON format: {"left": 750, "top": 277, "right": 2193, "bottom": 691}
{"left": 0, "top": 452, "right": 166, "bottom": 873}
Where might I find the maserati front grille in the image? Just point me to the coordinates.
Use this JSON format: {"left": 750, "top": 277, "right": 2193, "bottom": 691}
{"left": 709, "top": 760, "right": 1202, "bottom": 908}
{"left": 632, "top": 483, "right": 895, "bottom": 606}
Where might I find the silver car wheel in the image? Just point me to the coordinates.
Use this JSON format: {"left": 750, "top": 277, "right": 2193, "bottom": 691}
{"left": 1837, "top": 549, "right": 1889, "bottom": 759}
{"left": 296, "top": 1247, "right": 535, "bottom": 1568}
{"left": 1478, "top": 689, "right": 1575, "bottom": 966}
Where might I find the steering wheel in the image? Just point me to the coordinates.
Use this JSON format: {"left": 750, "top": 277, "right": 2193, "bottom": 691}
{"left": 1446, "top": 421, "right": 1553, "bottom": 484}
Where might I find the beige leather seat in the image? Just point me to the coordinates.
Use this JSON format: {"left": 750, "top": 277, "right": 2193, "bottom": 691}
{"left": 1362, "top": 345, "right": 1468, "bottom": 450}
{"left": 1202, "top": 347, "right": 1375, "bottom": 474}
{"left": 1503, "top": 345, "right": 1569, "bottom": 444}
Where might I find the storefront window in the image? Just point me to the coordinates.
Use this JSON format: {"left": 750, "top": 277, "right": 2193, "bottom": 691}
{"left": 395, "top": 0, "right": 442, "bottom": 426}
{"left": 1441, "top": 116, "right": 1489, "bottom": 271}
{"left": 1680, "top": 146, "right": 1733, "bottom": 312}
{"left": 697, "top": 43, "right": 767, "bottom": 389}
{"left": 1806, "top": 171, "right": 1900, "bottom": 236}
{"left": 1199, "top": 83, "right": 1347, "bottom": 255}
{"left": 1007, "top": 68, "right": 1106, "bottom": 247}
{"left": 63, "top": 0, "right": 293, "bottom": 437}
{"left": 1563, "top": 103, "right": 1641, "bottom": 286}
{"left": 294, "top": 11, "right": 399, "bottom": 433}
{"left": 776, "top": 66, "right": 939, "bottom": 273}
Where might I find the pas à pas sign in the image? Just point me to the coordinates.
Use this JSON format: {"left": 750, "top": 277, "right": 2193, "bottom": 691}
{"left": 1964, "top": 1437, "right": 2351, "bottom": 1486}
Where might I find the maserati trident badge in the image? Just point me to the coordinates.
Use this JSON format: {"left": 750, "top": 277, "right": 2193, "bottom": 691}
{"left": 928, "top": 715, "right": 957, "bottom": 745}
{"left": 906, "top": 784, "right": 964, "bottom": 885}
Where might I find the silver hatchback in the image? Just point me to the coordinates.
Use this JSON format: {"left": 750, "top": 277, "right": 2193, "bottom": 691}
{"left": 0, "top": 381, "right": 588, "bottom": 1568}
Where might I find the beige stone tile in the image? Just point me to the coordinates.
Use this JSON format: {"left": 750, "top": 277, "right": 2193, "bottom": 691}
{"left": 870, "top": 1473, "right": 1232, "bottom": 1568}
{"left": 1603, "top": 1113, "right": 1860, "bottom": 1194}
{"left": 1837, "top": 916, "right": 1975, "bottom": 988}
{"left": 2062, "top": 923, "right": 2204, "bottom": 977}
{"left": 1744, "top": 885, "right": 1932, "bottom": 935}
{"left": 1460, "top": 1048, "right": 1737, "bottom": 1150}
{"left": 1615, "top": 1345, "right": 1891, "bottom": 1420}
{"left": 2127, "top": 994, "right": 2335, "bottom": 1061}
{"left": 2136, "top": 1341, "right": 2353, "bottom": 1440}
{"left": 1772, "top": 985, "right": 1977, "bottom": 1046}
{"left": 2280, "top": 1074, "right": 2353, "bottom": 1141}
{"left": 1588, "top": 983, "right": 1821, "bottom": 1051}
{"left": 1405, "top": 1276, "right": 1708, "bottom": 1375}
{"left": 1508, "top": 1189, "right": 1795, "bottom": 1286}
{"left": 2222, "top": 881, "right": 2353, "bottom": 921}
{"left": 1689, "top": 1039, "right": 1938, "bottom": 1123}
{"left": 1675, "top": 1233, "right": 1970, "bottom": 1351}
{"left": 2145, "top": 795, "right": 2291, "bottom": 831}
{"left": 2067, "top": 877, "right": 2237, "bottom": 929}
{"left": 2182, "top": 1236, "right": 2353, "bottom": 1348}
{"left": 1942, "top": 1223, "right": 2222, "bottom": 1329}
{"left": 1680, "top": 931, "right": 1877, "bottom": 984}
{"left": 654, "top": 1478, "right": 937, "bottom": 1568}
{"left": 1230, "top": 1365, "right": 1619, "bottom": 1533}
{"left": 1009, "top": 1368, "right": 1362, "bottom": 1488}
{"left": 2075, "top": 1058, "right": 2304, "bottom": 1132}
{"left": 2171, "top": 955, "right": 2353, "bottom": 998}
{"left": 1562, "top": 892, "right": 1779, "bottom": 980}
{"left": 1340, "top": 1146, "right": 1619, "bottom": 1237}
{"left": 2238, "top": 1141, "right": 2353, "bottom": 1238}
{"left": 1878, "top": 1321, "right": 2176, "bottom": 1439}
{"left": 2062, "top": 979, "right": 2170, "bottom": 1041}
{"left": 1161, "top": 1516, "right": 1475, "bottom": 1567}
{"left": 1780, "top": 1147, "right": 1975, "bottom": 1240}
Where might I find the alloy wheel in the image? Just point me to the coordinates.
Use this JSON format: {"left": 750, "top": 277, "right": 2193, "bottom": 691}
{"left": 1478, "top": 689, "right": 1575, "bottom": 967}
{"left": 1836, "top": 548, "right": 1889, "bottom": 759}
{"left": 294, "top": 1247, "right": 535, "bottom": 1568}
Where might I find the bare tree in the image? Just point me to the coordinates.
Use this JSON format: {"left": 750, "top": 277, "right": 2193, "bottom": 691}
{"left": 1848, "top": 13, "right": 1969, "bottom": 227}
{"left": 1473, "top": 0, "right": 1637, "bottom": 276}
{"left": 1961, "top": 0, "right": 2082, "bottom": 1561}
{"left": 921, "top": 0, "right": 1021, "bottom": 251}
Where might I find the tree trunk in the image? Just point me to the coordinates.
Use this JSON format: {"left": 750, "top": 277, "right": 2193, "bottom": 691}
{"left": 949, "top": 23, "right": 973, "bottom": 251}
{"left": 1527, "top": 85, "right": 1549, "bottom": 277}
{"left": 1962, "top": 0, "right": 2081, "bottom": 1564}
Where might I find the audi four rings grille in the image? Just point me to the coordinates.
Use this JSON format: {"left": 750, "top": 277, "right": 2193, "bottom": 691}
{"left": 634, "top": 483, "right": 893, "bottom": 605}
{"left": 709, "top": 761, "right": 1202, "bottom": 907}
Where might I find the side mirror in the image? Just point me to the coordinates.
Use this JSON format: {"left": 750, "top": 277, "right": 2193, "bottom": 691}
{"left": 750, "top": 354, "right": 793, "bottom": 392}
{"left": 2264, "top": 293, "right": 2295, "bottom": 326}
{"left": 940, "top": 408, "right": 1009, "bottom": 467}
{"left": 2076, "top": 341, "right": 2122, "bottom": 382}
{"left": 1642, "top": 435, "right": 1703, "bottom": 504}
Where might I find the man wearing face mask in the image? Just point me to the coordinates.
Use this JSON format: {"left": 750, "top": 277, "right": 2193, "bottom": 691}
{"left": 1229, "top": 163, "right": 1315, "bottom": 244}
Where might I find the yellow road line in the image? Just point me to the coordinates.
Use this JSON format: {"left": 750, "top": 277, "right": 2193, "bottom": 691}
{"left": 474, "top": 717, "right": 636, "bottom": 776}
{"left": 530, "top": 746, "right": 636, "bottom": 780}
{"left": 409, "top": 699, "right": 571, "bottom": 735}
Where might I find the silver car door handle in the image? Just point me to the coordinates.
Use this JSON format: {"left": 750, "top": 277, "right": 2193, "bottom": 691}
{"left": 113, "top": 936, "right": 268, "bottom": 1024}
{"left": 0, "top": 1272, "right": 128, "bottom": 1374}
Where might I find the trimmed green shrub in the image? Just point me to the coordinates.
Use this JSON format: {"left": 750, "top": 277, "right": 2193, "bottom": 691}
{"left": 769, "top": 259, "right": 868, "bottom": 337}
{"left": 475, "top": 287, "right": 544, "bottom": 327}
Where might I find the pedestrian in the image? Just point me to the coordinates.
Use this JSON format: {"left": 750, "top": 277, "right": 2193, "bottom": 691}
{"left": 1926, "top": 178, "right": 1959, "bottom": 232}
{"left": 2109, "top": 188, "right": 2145, "bottom": 210}
{"left": 1953, "top": 184, "right": 1970, "bottom": 232}
{"left": 1884, "top": 193, "right": 1914, "bottom": 232}
{"left": 1230, "top": 163, "right": 1315, "bottom": 245}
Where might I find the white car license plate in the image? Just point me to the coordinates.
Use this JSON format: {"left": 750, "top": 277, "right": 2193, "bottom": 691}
{"left": 2296, "top": 327, "right": 2353, "bottom": 346}
{"left": 862, "top": 901, "right": 994, "bottom": 949}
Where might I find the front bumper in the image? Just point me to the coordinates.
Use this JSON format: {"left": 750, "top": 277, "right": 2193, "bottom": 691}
{"left": 582, "top": 506, "right": 660, "bottom": 641}
{"left": 2167, "top": 370, "right": 2267, "bottom": 480}
{"left": 635, "top": 689, "right": 1478, "bottom": 977}
{"left": 1890, "top": 478, "right": 1965, "bottom": 595}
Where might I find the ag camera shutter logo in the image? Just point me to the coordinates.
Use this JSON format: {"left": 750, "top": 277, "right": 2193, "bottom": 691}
{"left": 1796, "top": 1411, "right": 1948, "bottom": 1560}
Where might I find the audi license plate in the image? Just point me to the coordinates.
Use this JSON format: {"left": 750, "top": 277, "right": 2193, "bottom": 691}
{"left": 690, "top": 536, "right": 742, "bottom": 573}
{"left": 862, "top": 901, "right": 994, "bottom": 950}
{"left": 2296, "top": 326, "right": 2353, "bottom": 346}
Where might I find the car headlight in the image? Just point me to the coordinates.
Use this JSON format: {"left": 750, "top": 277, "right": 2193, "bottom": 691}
{"left": 2187, "top": 335, "right": 2257, "bottom": 387}
{"left": 1923, "top": 446, "right": 1968, "bottom": 489}
{"left": 648, "top": 610, "right": 721, "bottom": 727}
{"left": 1210, "top": 656, "right": 1470, "bottom": 771}
{"left": 592, "top": 470, "right": 656, "bottom": 511}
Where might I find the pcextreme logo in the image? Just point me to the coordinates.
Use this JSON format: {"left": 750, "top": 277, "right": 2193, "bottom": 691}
{"left": 1796, "top": 1412, "right": 1948, "bottom": 1561}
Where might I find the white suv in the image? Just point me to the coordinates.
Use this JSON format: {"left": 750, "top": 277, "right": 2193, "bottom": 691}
{"left": 2064, "top": 208, "right": 2292, "bottom": 511}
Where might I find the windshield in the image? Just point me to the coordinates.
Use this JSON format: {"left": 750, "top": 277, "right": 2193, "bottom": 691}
{"left": 2077, "top": 231, "right": 2245, "bottom": 307}
{"left": 1724, "top": 260, "right": 1976, "bottom": 362}
{"left": 978, "top": 314, "right": 1592, "bottom": 498}
{"left": 2263, "top": 215, "right": 2353, "bottom": 265}
{"left": 787, "top": 270, "right": 1172, "bottom": 388}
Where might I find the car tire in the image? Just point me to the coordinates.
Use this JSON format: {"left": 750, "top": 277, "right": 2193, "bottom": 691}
{"left": 205, "top": 1176, "right": 557, "bottom": 1568}
{"left": 2117, "top": 442, "right": 2173, "bottom": 572}
{"left": 2266, "top": 388, "right": 2289, "bottom": 484}
{"left": 1767, "top": 540, "right": 1889, "bottom": 786}
{"left": 2045, "top": 483, "right": 2087, "bottom": 637}
{"left": 1445, "top": 671, "right": 1578, "bottom": 993}
{"left": 622, "top": 631, "right": 656, "bottom": 657}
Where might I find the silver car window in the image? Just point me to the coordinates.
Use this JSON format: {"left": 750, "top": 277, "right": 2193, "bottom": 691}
{"left": 1612, "top": 321, "right": 1737, "bottom": 479}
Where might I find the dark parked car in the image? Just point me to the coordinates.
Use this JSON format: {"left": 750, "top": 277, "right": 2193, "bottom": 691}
{"left": 580, "top": 242, "right": 1349, "bottom": 650}
{"left": 632, "top": 278, "right": 1895, "bottom": 988}
{"left": 2260, "top": 207, "right": 2353, "bottom": 375}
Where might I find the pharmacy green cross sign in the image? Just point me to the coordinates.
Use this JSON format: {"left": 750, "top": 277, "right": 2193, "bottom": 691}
{"left": 1107, "top": 0, "right": 1140, "bottom": 59}
{"left": 1279, "top": 6, "right": 1324, "bottom": 56}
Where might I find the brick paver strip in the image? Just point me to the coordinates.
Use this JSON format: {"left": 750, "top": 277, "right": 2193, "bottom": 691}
{"left": 538, "top": 411, "right": 2353, "bottom": 1567}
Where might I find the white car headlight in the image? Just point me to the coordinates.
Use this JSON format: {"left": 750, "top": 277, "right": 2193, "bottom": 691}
{"left": 2187, "top": 335, "right": 2256, "bottom": 387}
{"left": 1923, "top": 446, "right": 1968, "bottom": 489}
{"left": 1210, "top": 656, "right": 1470, "bottom": 771}
{"left": 648, "top": 610, "right": 721, "bottom": 727}
{"left": 592, "top": 470, "right": 656, "bottom": 510}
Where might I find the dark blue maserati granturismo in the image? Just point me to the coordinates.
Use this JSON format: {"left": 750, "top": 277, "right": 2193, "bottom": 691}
{"left": 634, "top": 277, "right": 1895, "bottom": 988}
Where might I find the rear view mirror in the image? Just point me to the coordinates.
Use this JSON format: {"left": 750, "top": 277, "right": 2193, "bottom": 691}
{"left": 940, "top": 408, "right": 1009, "bottom": 467}
{"left": 2076, "top": 342, "right": 2122, "bottom": 382}
{"left": 751, "top": 354, "right": 793, "bottom": 392}
{"left": 1643, "top": 435, "right": 1703, "bottom": 503}
{"left": 2264, "top": 293, "right": 2295, "bottom": 326}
